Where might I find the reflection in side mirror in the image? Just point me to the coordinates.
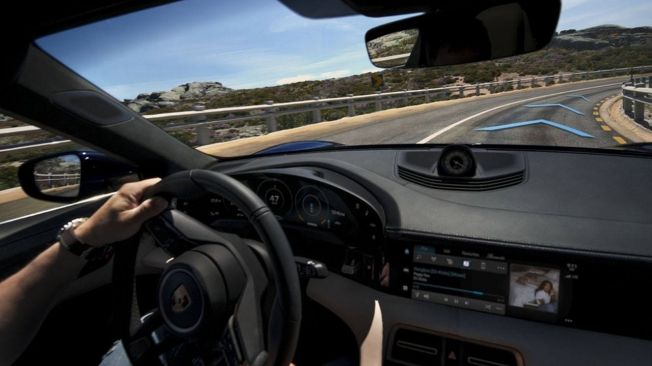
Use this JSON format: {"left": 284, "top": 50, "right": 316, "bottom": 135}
{"left": 18, "top": 151, "right": 139, "bottom": 203}
{"left": 367, "top": 29, "right": 418, "bottom": 68}
{"left": 33, "top": 154, "right": 81, "bottom": 198}
{"left": 366, "top": 0, "right": 561, "bottom": 68}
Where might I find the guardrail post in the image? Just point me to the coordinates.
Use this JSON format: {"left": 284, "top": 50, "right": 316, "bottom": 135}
{"left": 265, "top": 100, "right": 277, "bottom": 132}
{"left": 424, "top": 92, "right": 430, "bottom": 103}
{"left": 634, "top": 94, "right": 645, "bottom": 124}
{"left": 312, "top": 97, "right": 322, "bottom": 123}
{"left": 623, "top": 92, "right": 634, "bottom": 118}
{"left": 530, "top": 78, "right": 535, "bottom": 87}
{"left": 516, "top": 79, "right": 521, "bottom": 89}
{"left": 403, "top": 90, "right": 409, "bottom": 106}
{"left": 195, "top": 125, "right": 211, "bottom": 145}
{"left": 191, "top": 104, "right": 209, "bottom": 145}
{"left": 458, "top": 86, "right": 465, "bottom": 97}
{"left": 475, "top": 84, "right": 480, "bottom": 96}
{"left": 347, "top": 94, "right": 355, "bottom": 116}
{"left": 375, "top": 92, "right": 382, "bottom": 111}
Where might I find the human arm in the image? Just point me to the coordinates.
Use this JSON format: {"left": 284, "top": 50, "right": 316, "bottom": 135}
{"left": 0, "top": 178, "right": 166, "bottom": 364}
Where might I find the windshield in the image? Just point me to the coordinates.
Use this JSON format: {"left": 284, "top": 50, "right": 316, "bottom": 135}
{"left": 31, "top": 0, "right": 652, "bottom": 156}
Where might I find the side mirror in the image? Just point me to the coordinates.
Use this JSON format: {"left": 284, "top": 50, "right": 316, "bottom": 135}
{"left": 366, "top": 1, "right": 561, "bottom": 68}
{"left": 18, "top": 151, "right": 139, "bottom": 203}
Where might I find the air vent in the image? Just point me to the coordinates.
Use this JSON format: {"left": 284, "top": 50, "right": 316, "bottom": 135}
{"left": 397, "top": 149, "right": 526, "bottom": 191}
{"left": 398, "top": 166, "right": 524, "bottom": 191}
{"left": 389, "top": 328, "right": 443, "bottom": 365}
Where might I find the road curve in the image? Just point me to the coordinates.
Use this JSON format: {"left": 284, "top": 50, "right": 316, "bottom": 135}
{"left": 322, "top": 78, "right": 627, "bottom": 147}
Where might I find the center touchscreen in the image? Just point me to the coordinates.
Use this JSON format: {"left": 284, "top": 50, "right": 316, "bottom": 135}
{"left": 410, "top": 245, "right": 561, "bottom": 317}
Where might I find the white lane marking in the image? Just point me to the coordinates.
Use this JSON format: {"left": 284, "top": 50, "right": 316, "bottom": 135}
{"left": 417, "top": 82, "right": 621, "bottom": 144}
{"left": 0, "top": 192, "right": 113, "bottom": 225}
{"left": 0, "top": 139, "right": 71, "bottom": 153}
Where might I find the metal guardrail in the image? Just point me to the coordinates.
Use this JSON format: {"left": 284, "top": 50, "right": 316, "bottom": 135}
{"left": 2, "top": 65, "right": 651, "bottom": 156}
{"left": 33, "top": 172, "right": 81, "bottom": 185}
{"left": 622, "top": 76, "right": 652, "bottom": 127}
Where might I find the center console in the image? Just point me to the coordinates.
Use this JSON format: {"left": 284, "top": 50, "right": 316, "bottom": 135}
{"left": 388, "top": 232, "right": 652, "bottom": 341}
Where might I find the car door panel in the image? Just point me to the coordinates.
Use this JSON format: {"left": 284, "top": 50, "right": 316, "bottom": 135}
{"left": 0, "top": 197, "right": 107, "bottom": 279}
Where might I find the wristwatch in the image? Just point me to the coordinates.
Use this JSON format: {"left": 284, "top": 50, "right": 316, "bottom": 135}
{"left": 57, "top": 217, "right": 94, "bottom": 258}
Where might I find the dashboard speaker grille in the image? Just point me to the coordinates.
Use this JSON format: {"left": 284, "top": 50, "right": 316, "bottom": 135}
{"left": 398, "top": 165, "right": 524, "bottom": 191}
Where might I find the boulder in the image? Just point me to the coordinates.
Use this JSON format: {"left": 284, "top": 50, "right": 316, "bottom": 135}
{"left": 127, "top": 103, "right": 142, "bottom": 113}
{"left": 158, "top": 91, "right": 182, "bottom": 101}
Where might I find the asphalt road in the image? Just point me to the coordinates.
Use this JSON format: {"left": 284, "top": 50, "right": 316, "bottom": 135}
{"left": 322, "top": 78, "right": 627, "bottom": 147}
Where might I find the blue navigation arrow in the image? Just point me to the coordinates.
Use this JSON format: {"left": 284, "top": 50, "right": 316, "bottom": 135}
{"left": 567, "top": 94, "right": 590, "bottom": 102}
{"left": 524, "top": 103, "right": 585, "bottom": 115}
{"left": 476, "top": 119, "right": 594, "bottom": 138}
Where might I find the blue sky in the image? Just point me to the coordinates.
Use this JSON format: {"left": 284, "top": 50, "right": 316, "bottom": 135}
{"left": 38, "top": 0, "right": 651, "bottom": 100}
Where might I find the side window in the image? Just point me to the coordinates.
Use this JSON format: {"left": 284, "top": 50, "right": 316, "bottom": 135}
{"left": 0, "top": 114, "right": 89, "bottom": 223}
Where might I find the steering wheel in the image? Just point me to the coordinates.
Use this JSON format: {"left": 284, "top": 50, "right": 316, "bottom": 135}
{"left": 116, "top": 170, "right": 302, "bottom": 366}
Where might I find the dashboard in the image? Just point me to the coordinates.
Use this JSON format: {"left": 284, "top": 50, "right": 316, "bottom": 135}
{"left": 171, "top": 146, "right": 652, "bottom": 365}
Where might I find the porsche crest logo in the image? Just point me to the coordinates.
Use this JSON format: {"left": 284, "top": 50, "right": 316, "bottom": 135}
{"left": 171, "top": 284, "right": 192, "bottom": 313}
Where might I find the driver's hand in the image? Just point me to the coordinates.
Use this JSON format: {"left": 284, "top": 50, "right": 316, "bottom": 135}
{"left": 74, "top": 178, "right": 167, "bottom": 247}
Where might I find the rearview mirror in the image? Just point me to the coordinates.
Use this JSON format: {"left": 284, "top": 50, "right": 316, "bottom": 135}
{"left": 18, "top": 151, "right": 139, "bottom": 203}
{"left": 366, "top": 1, "right": 561, "bottom": 68}
{"left": 367, "top": 29, "right": 419, "bottom": 68}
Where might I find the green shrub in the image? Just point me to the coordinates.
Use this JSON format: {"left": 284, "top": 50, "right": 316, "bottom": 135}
{"left": 0, "top": 165, "right": 19, "bottom": 190}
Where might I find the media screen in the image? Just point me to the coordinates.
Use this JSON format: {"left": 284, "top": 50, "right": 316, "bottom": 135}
{"left": 508, "top": 264, "right": 560, "bottom": 314}
{"left": 408, "top": 245, "right": 563, "bottom": 317}
{"left": 411, "top": 245, "right": 508, "bottom": 314}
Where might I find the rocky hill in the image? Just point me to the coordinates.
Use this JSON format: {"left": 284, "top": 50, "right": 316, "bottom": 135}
{"left": 550, "top": 25, "right": 651, "bottom": 50}
{"left": 125, "top": 81, "right": 231, "bottom": 113}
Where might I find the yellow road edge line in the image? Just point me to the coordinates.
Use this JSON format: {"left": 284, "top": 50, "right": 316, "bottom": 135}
{"left": 601, "top": 125, "right": 612, "bottom": 131}
{"left": 592, "top": 111, "right": 599, "bottom": 116}
{"left": 595, "top": 117, "right": 604, "bottom": 122}
{"left": 613, "top": 136, "right": 626, "bottom": 144}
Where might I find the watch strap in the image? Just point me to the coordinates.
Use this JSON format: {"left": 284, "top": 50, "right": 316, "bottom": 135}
{"left": 58, "top": 229, "right": 93, "bottom": 257}
{"left": 57, "top": 218, "right": 93, "bottom": 258}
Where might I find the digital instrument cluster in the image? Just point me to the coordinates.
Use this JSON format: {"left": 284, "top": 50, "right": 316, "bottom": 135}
{"left": 177, "top": 170, "right": 383, "bottom": 245}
